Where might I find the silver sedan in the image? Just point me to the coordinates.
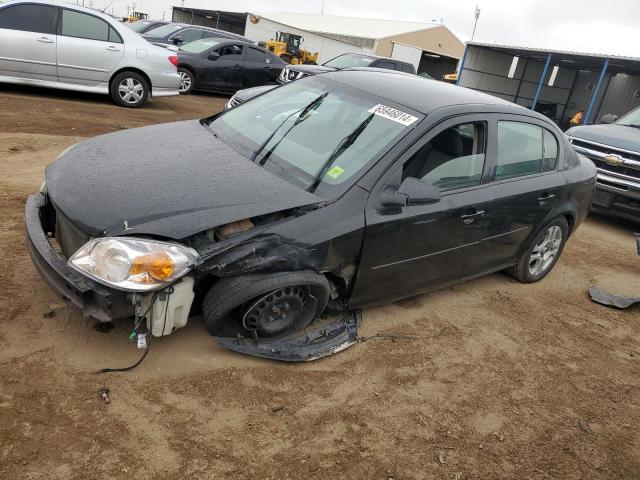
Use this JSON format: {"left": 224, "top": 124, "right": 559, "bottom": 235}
{"left": 0, "top": 0, "right": 180, "bottom": 107}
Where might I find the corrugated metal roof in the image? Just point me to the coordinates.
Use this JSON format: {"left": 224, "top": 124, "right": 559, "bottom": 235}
{"left": 254, "top": 11, "right": 440, "bottom": 40}
{"left": 468, "top": 42, "right": 640, "bottom": 65}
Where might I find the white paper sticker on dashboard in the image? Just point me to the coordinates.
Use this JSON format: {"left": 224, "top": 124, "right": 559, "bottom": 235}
{"left": 368, "top": 104, "right": 418, "bottom": 126}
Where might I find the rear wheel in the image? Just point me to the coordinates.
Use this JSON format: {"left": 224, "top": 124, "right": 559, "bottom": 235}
{"left": 202, "top": 271, "right": 330, "bottom": 339}
{"left": 178, "top": 68, "right": 194, "bottom": 94}
{"left": 110, "top": 71, "right": 149, "bottom": 108}
{"left": 507, "top": 216, "right": 568, "bottom": 283}
{"left": 279, "top": 54, "right": 292, "bottom": 64}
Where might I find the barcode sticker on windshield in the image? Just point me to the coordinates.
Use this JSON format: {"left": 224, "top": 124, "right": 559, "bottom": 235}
{"left": 368, "top": 104, "right": 418, "bottom": 126}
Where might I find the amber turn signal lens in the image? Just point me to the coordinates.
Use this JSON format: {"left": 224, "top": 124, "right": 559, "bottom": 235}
{"left": 130, "top": 251, "right": 175, "bottom": 281}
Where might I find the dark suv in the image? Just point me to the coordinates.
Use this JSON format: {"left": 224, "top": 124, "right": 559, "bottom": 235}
{"left": 277, "top": 52, "right": 416, "bottom": 84}
{"left": 567, "top": 106, "right": 640, "bottom": 222}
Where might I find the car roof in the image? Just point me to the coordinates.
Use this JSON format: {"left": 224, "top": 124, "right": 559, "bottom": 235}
{"left": 331, "top": 52, "right": 410, "bottom": 64}
{"left": 322, "top": 69, "right": 542, "bottom": 117}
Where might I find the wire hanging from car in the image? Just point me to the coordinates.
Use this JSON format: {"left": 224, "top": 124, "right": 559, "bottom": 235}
{"left": 94, "top": 292, "right": 160, "bottom": 374}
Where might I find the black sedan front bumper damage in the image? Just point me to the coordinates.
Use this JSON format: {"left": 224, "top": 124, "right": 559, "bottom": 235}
{"left": 213, "top": 311, "right": 360, "bottom": 362}
{"left": 25, "top": 193, "right": 132, "bottom": 323}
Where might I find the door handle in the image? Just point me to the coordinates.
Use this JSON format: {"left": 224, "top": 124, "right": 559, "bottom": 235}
{"left": 37, "top": 37, "right": 54, "bottom": 44}
{"left": 460, "top": 210, "right": 485, "bottom": 225}
{"left": 538, "top": 193, "right": 556, "bottom": 205}
{"left": 106, "top": 46, "right": 121, "bottom": 52}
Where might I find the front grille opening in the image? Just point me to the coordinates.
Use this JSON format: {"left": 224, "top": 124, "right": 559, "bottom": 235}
{"left": 598, "top": 178, "right": 628, "bottom": 190}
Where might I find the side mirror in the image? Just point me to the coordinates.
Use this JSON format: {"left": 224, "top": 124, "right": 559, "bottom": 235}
{"left": 208, "top": 51, "right": 220, "bottom": 61}
{"left": 380, "top": 177, "right": 440, "bottom": 207}
{"left": 171, "top": 36, "right": 183, "bottom": 45}
{"left": 598, "top": 114, "right": 618, "bottom": 124}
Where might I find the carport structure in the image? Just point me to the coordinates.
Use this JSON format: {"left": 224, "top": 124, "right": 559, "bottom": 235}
{"left": 457, "top": 42, "right": 640, "bottom": 127}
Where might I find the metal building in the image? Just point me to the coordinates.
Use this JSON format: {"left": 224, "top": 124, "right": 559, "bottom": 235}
{"left": 457, "top": 42, "right": 640, "bottom": 127}
{"left": 171, "top": 7, "right": 464, "bottom": 75}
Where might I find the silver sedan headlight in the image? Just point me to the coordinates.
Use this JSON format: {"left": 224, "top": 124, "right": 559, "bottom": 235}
{"left": 68, "top": 237, "right": 199, "bottom": 291}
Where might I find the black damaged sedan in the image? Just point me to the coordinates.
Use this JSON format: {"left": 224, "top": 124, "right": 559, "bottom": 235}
{"left": 26, "top": 70, "right": 596, "bottom": 360}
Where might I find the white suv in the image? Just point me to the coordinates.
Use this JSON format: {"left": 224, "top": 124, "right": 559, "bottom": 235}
{"left": 0, "top": 0, "right": 180, "bottom": 107}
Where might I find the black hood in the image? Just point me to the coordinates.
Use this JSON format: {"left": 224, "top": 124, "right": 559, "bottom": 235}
{"left": 567, "top": 124, "right": 640, "bottom": 153}
{"left": 45, "top": 121, "right": 321, "bottom": 239}
{"left": 287, "top": 64, "right": 336, "bottom": 75}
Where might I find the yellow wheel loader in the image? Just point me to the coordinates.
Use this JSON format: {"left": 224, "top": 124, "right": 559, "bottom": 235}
{"left": 259, "top": 32, "right": 319, "bottom": 65}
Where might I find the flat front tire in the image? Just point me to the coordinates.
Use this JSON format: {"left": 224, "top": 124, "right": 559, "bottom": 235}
{"left": 507, "top": 216, "right": 568, "bottom": 283}
{"left": 202, "top": 271, "right": 330, "bottom": 339}
{"left": 110, "top": 71, "right": 149, "bottom": 108}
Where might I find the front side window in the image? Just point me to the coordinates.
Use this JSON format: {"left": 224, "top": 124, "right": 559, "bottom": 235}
{"left": 403, "top": 122, "right": 486, "bottom": 192}
{"left": 217, "top": 44, "right": 243, "bottom": 58}
{"left": 0, "top": 4, "right": 56, "bottom": 34}
{"left": 174, "top": 28, "right": 202, "bottom": 43}
{"left": 61, "top": 10, "right": 110, "bottom": 42}
{"left": 323, "top": 54, "right": 377, "bottom": 69}
{"left": 497, "top": 121, "right": 558, "bottom": 180}
{"left": 209, "top": 77, "right": 422, "bottom": 197}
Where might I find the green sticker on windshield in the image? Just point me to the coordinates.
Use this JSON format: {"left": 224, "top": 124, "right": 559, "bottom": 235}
{"left": 326, "top": 166, "right": 345, "bottom": 179}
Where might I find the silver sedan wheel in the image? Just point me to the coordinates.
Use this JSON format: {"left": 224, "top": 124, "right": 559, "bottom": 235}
{"left": 528, "top": 225, "right": 562, "bottom": 276}
{"left": 118, "top": 77, "right": 144, "bottom": 104}
{"left": 179, "top": 71, "right": 192, "bottom": 93}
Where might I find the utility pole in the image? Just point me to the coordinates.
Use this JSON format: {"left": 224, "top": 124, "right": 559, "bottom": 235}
{"left": 470, "top": 5, "right": 481, "bottom": 41}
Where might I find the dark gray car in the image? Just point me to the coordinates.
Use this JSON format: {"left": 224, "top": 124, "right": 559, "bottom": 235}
{"left": 277, "top": 53, "right": 416, "bottom": 84}
{"left": 567, "top": 106, "right": 640, "bottom": 222}
{"left": 143, "top": 23, "right": 252, "bottom": 48}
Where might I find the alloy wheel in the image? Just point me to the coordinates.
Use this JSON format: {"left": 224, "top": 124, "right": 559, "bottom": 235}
{"left": 179, "top": 71, "right": 192, "bottom": 93}
{"left": 118, "top": 77, "right": 144, "bottom": 104}
{"left": 528, "top": 225, "right": 563, "bottom": 276}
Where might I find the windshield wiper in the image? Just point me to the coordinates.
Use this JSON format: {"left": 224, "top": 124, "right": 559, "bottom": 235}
{"left": 626, "top": 124, "right": 640, "bottom": 129}
{"left": 251, "top": 92, "right": 329, "bottom": 165}
{"left": 307, "top": 113, "right": 375, "bottom": 193}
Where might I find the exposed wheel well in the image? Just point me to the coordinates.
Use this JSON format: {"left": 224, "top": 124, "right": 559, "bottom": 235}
{"left": 110, "top": 67, "right": 152, "bottom": 92}
{"left": 564, "top": 213, "right": 576, "bottom": 237}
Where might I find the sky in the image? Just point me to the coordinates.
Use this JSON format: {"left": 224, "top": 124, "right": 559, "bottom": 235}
{"left": 88, "top": 0, "right": 640, "bottom": 57}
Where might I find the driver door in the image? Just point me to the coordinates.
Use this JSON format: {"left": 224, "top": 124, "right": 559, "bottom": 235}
{"left": 350, "top": 116, "right": 497, "bottom": 307}
{"left": 201, "top": 44, "right": 244, "bottom": 92}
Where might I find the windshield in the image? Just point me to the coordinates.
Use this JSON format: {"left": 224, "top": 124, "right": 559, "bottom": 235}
{"left": 615, "top": 106, "right": 640, "bottom": 127}
{"left": 144, "top": 24, "right": 183, "bottom": 37}
{"left": 180, "top": 38, "right": 222, "bottom": 53}
{"left": 209, "top": 77, "right": 422, "bottom": 198}
{"left": 128, "top": 20, "right": 151, "bottom": 32}
{"left": 323, "top": 54, "right": 377, "bottom": 69}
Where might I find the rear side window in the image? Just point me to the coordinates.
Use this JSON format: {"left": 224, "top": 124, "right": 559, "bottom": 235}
{"left": 62, "top": 9, "right": 111, "bottom": 42}
{"left": 543, "top": 129, "right": 558, "bottom": 171}
{"left": 174, "top": 28, "right": 203, "bottom": 43}
{"left": 246, "top": 47, "right": 267, "bottom": 63}
{"left": 400, "top": 63, "right": 414, "bottom": 74}
{"left": 374, "top": 61, "right": 397, "bottom": 71}
{"left": 0, "top": 4, "right": 57, "bottom": 34}
{"left": 496, "top": 122, "right": 559, "bottom": 180}
{"left": 403, "top": 122, "right": 487, "bottom": 192}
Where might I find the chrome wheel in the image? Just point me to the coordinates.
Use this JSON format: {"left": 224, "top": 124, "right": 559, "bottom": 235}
{"left": 118, "top": 77, "right": 144, "bottom": 104}
{"left": 528, "top": 225, "right": 562, "bottom": 276}
{"left": 179, "top": 71, "right": 192, "bottom": 93}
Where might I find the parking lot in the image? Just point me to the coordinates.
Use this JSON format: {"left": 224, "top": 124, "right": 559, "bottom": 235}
{"left": 0, "top": 85, "right": 639, "bottom": 479}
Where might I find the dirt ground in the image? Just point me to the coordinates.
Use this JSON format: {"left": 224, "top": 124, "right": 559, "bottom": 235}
{"left": 0, "top": 84, "right": 639, "bottom": 480}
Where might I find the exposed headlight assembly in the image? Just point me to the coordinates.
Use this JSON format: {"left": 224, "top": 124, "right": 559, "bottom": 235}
{"left": 69, "top": 238, "right": 199, "bottom": 291}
